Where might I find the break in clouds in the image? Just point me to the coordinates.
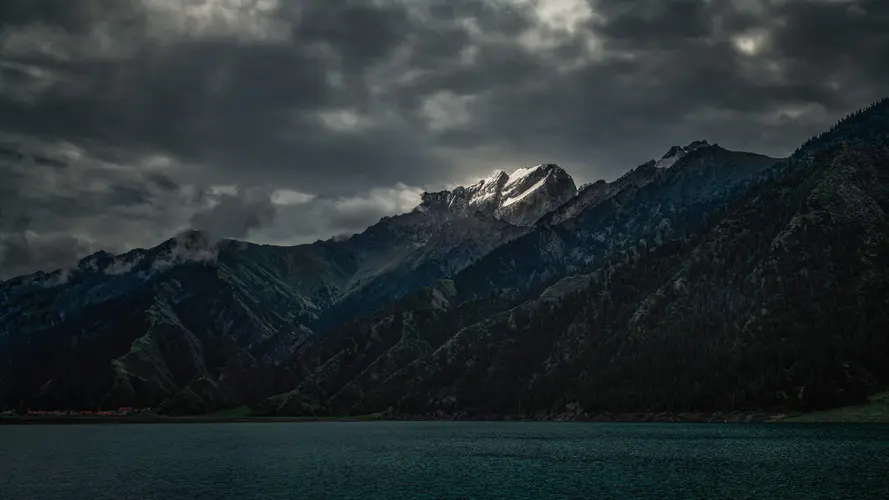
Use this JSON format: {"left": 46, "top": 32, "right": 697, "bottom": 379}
{"left": 1, "top": 0, "right": 887, "bottom": 278}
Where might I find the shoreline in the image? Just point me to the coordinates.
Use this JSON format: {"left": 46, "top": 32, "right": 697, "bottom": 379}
{"left": 0, "top": 416, "right": 378, "bottom": 425}
{"left": 4, "top": 417, "right": 886, "bottom": 425}
{"left": 1, "top": 412, "right": 793, "bottom": 425}
{"left": 5, "top": 397, "right": 888, "bottom": 425}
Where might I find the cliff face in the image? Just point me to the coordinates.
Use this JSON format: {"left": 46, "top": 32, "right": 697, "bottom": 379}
{"left": 418, "top": 164, "right": 577, "bottom": 226}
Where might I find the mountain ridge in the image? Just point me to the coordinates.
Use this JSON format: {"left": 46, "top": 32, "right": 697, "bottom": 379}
{"left": 416, "top": 163, "right": 577, "bottom": 226}
{"left": 0, "top": 162, "right": 579, "bottom": 411}
{"left": 255, "top": 98, "right": 889, "bottom": 418}
{"left": 3, "top": 97, "right": 888, "bottom": 416}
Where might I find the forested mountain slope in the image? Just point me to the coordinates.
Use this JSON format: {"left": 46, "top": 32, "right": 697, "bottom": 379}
{"left": 382, "top": 140, "right": 889, "bottom": 417}
{"left": 258, "top": 99, "right": 889, "bottom": 418}
{"left": 3, "top": 99, "right": 887, "bottom": 416}
{"left": 452, "top": 143, "right": 778, "bottom": 302}
{"left": 0, "top": 167, "right": 565, "bottom": 411}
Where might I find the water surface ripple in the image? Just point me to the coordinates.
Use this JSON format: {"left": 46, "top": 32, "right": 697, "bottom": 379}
{"left": 2, "top": 422, "right": 888, "bottom": 499}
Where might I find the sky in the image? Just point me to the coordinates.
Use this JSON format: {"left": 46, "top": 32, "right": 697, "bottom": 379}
{"left": 1, "top": 0, "right": 887, "bottom": 279}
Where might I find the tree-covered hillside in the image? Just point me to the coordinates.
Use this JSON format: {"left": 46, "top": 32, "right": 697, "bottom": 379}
{"left": 258, "top": 99, "right": 889, "bottom": 418}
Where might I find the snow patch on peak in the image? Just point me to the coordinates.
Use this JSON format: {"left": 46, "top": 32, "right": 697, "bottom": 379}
{"left": 507, "top": 165, "right": 541, "bottom": 186}
{"left": 656, "top": 155, "right": 681, "bottom": 169}
{"left": 414, "top": 163, "right": 576, "bottom": 226}
{"left": 502, "top": 177, "right": 547, "bottom": 208}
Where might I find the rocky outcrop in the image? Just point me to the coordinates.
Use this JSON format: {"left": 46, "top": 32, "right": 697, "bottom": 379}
{"left": 417, "top": 164, "right": 577, "bottom": 226}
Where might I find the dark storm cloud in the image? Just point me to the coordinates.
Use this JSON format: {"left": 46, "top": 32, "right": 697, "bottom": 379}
{"left": 0, "top": 41, "right": 332, "bottom": 171}
{"left": 0, "top": 0, "right": 139, "bottom": 33}
{"left": 0, "top": 1, "right": 451, "bottom": 194}
{"left": 147, "top": 173, "right": 179, "bottom": 192}
{"left": 770, "top": 0, "right": 889, "bottom": 88}
{"left": 597, "top": 0, "right": 714, "bottom": 45}
{"left": 0, "top": 0, "right": 887, "bottom": 278}
{"left": 420, "top": 0, "right": 889, "bottom": 173}
{"left": 0, "top": 207, "right": 91, "bottom": 280}
{"left": 252, "top": 184, "right": 422, "bottom": 245}
{"left": 189, "top": 190, "right": 277, "bottom": 240}
{"left": 0, "top": 145, "right": 23, "bottom": 160}
{"left": 296, "top": 2, "right": 410, "bottom": 65}
{"left": 0, "top": 231, "right": 94, "bottom": 281}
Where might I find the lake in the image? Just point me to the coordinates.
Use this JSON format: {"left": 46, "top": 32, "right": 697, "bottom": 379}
{"left": 2, "top": 422, "right": 888, "bottom": 499}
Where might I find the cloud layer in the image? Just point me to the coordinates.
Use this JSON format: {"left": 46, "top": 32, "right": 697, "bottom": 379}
{"left": 1, "top": 0, "right": 887, "bottom": 278}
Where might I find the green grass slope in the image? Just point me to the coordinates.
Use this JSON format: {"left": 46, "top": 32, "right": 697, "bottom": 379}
{"left": 783, "top": 392, "right": 889, "bottom": 422}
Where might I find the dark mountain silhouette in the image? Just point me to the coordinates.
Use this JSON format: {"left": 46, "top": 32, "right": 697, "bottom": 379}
{"left": 2, "top": 98, "right": 888, "bottom": 418}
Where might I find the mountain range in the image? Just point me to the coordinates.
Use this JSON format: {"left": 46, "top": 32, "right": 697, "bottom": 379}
{"left": 2, "top": 98, "right": 888, "bottom": 418}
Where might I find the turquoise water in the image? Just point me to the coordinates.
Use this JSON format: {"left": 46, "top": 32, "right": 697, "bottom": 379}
{"left": 1, "top": 422, "right": 888, "bottom": 499}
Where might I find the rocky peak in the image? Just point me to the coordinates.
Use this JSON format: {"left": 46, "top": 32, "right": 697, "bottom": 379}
{"left": 419, "top": 190, "right": 452, "bottom": 210}
{"left": 657, "top": 140, "right": 711, "bottom": 168}
{"left": 76, "top": 251, "right": 115, "bottom": 273}
{"left": 579, "top": 179, "right": 608, "bottom": 192}
{"left": 415, "top": 164, "right": 577, "bottom": 226}
{"left": 497, "top": 164, "right": 577, "bottom": 226}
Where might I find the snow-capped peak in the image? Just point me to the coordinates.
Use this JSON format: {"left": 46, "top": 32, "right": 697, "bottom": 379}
{"left": 506, "top": 165, "right": 541, "bottom": 186}
{"left": 416, "top": 164, "right": 576, "bottom": 226}
{"left": 482, "top": 170, "right": 508, "bottom": 185}
{"left": 656, "top": 140, "right": 710, "bottom": 168}
{"left": 502, "top": 177, "right": 547, "bottom": 208}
